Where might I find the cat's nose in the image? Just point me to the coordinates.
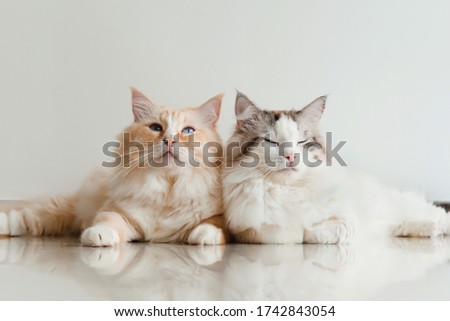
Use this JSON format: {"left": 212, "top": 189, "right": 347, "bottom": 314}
{"left": 164, "top": 136, "right": 175, "bottom": 148}
{"left": 284, "top": 154, "right": 295, "bottom": 163}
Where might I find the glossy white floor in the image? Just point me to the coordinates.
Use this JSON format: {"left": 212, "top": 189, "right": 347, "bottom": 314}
{"left": 0, "top": 236, "right": 449, "bottom": 300}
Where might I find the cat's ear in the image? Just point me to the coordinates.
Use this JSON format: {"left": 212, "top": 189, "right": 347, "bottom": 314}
{"left": 235, "top": 91, "right": 261, "bottom": 127}
{"left": 196, "top": 93, "right": 223, "bottom": 128}
{"left": 296, "top": 96, "right": 327, "bottom": 124}
{"left": 130, "top": 87, "right": 160, "bottom": 122}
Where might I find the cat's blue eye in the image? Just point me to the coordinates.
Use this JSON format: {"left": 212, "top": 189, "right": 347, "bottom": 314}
{"left": 181, "top": 127, "right": 195, "bottom": 134}
{"left": 149, "top": 123, "right": 163, "bottom": 132}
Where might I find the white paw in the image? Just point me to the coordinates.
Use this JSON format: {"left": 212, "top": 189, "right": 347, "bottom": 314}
{"left": 393, "top": 220, "right": 439, "bottom": 238}
{"left": 81, "top": 226, "right": 120, "bottom": 247}
{"left": 0, "top": 212, "right": 9, "bottom": 236}
{"left": 307, "top": 217, "right": 354, "bottom": 244}
{"left": 8, "top": 210, "right": 26, "bottom": 236}
{"left": 187, "top": 224, "right": 225, "bottom": 245}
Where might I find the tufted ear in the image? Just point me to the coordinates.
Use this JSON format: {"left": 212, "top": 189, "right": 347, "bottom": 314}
{"left": 235, "top": 91, "right": 262, "bottom": 128}
{"left": 295, "top": 95, "right": 327, "bottom": 124}
{"left": 130, "top": 87, "right": 160, "bottom": 122}
{"left": 195, "top": 93, "right": 223, "bottom": 128}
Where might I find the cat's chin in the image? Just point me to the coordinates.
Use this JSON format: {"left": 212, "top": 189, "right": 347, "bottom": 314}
{"left": 154, "top": 152, "right": 183, "bottom": 166}
{"left": 163, "top": 152, "right": 176, "bottom": 163}
{"left": 278, "top": 167, "right": 298, "bottom": 173}
{"left": 266, "top": 167, "right": 303, "bottom": 184}
{"left": 148, "top": 154, "right": 205, "bottom": 173}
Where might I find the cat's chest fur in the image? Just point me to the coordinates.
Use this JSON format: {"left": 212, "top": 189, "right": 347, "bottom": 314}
{"left": 110, "top": 170, "right": 221, "bottom": 241}
{"left": 262, "top": 181, "right": 310, "bottom": 214}
{"left": 226, "top": 177, "right": 312, "bottom": 232}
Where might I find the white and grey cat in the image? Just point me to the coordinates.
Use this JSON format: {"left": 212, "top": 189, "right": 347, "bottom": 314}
{"left": 224, "top": 92, "right": 450, "bottom": 244}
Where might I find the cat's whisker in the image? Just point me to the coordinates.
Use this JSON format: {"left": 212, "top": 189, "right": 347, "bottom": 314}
{"left": 7, "top": 88, "right": 227, "bottom": 249}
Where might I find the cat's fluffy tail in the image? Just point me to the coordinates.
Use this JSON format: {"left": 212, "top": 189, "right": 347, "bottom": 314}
{"left": 0, "top": 195, "right": 80, "bottom": 237}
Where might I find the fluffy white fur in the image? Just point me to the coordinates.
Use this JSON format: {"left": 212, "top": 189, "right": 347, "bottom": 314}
{"left": 224, "top": 93, "right": 450, "bottom": 243}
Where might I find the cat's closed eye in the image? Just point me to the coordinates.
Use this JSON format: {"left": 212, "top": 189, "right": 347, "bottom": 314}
{"left": 264, "top": 137, "right": 279, "bottom": 145}
{"left": 297, "top": 140, "right": 307, "bottom": 145}
{"left": 149, "top": 123, "right": 163, "bottom": 132}
{"left": 181, "top": 127, "right": 195, "bottom": 134}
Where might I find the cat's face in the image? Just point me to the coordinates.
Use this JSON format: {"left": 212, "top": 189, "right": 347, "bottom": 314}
{"left": 228, "top": 92, "right": 326, "bottom": 182}
{"left": 118, "top": 88, "right": 223, "bottom": 172}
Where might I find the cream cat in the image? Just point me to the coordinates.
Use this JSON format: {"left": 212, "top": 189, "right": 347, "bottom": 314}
{"left": 0, "top": 88, "right": 228, "bottom": 246}
{"left": 223, "top": 92, "right": 450, "bottom": 244}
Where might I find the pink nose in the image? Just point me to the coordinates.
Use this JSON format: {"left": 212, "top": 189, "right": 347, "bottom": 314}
{"left": 284, "top": 154, "right": 295, "bottom": 163}
{"left": 164, "top": 136, "right": 174, "bottom": 148}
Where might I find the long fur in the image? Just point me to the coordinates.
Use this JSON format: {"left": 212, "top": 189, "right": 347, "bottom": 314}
{"left": 223, "top": 92, "right": 450, "bottom": 244}
{"left": 0, "top": 88, "right": 229, "bottom": 246}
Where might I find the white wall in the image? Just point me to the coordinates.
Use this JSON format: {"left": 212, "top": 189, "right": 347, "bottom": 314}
{"left": 0, "top": 0, "right": 449, "bottom": 200}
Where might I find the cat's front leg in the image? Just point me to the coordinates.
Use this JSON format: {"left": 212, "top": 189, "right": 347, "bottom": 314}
{"left": 187, "top": 215, "right": 229, "bottom": 245}
{"left": 303, "top": 217, "right": 354, "bottom": 244}
{"left": 81, "top": 211, "right": 139, "bottom": 247}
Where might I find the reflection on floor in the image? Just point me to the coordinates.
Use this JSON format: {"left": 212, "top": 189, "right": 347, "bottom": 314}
{"left": 0, "top": 236, "right": 449, "bottom": 300}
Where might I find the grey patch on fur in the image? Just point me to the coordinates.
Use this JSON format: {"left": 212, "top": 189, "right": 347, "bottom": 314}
{"left": 226, "top": 136, "right": 262, "bottom": 167}
{"left": 228, "top": 92, "right": 328, "bottom": 167}
{"left": 434, "top": 202, "right": 450, "bottom": 212}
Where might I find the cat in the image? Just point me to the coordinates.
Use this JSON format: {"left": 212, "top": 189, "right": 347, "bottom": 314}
{"left": 0, "top": 88, "right": 228, "bottom": 246}
{"left": 223, "top": 92, "right": 450, "bottom": 244}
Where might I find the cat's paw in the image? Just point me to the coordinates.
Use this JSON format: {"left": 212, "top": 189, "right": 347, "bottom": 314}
{"left": 81, "top": 226, "right": 120, "bottom": 247}
{"left": 0, "top": 212, "right": 9, "bottom": 236}
{"left": 393, "top": 220, "right": 439, "bottom": 238}
{"left": 187, "top": 224, "right": 225, "bottom": 245}
{"left": 305, "top": 217, "right": 354, "bottom": 244}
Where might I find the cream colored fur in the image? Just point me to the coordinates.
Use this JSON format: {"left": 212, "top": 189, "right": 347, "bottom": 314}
{"left": 0, "top": 88, "right": 228, "bottom": 246}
